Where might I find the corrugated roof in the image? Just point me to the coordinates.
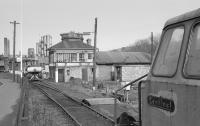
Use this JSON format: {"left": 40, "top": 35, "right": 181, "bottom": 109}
{"left": 164, "top": 8, "right": 200, "bottom": 28}
{"left": 96, "top": 51, "right": 151, "bottom": 65}
{"left": 49, "top": 39, "right": 93, "bottom": 50}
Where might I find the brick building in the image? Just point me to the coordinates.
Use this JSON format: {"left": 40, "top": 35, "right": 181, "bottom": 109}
{"left": 96, "top": 51, "right": 150, "bottom": 82}
{"left": 48, "top": 32, "right": 94, "bottom": 82}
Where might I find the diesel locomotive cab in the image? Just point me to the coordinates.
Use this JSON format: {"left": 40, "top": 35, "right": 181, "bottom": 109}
{"left": 141, "top": 8, "right": 200, "bottom": 126}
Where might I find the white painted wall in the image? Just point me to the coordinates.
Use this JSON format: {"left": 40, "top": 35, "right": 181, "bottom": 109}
{"left": 122, "top": 65, "right": 150, "bottom": 82}
{"left": 69, "top": 66, "right": 81, "bottom": 79}
{"left": 96, "top": 64, "right": 150, "bottom": 82}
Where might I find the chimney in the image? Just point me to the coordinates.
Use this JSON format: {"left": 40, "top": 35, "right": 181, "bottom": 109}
{"left": 86, "top": 39, "right": 91, "bottom": 46}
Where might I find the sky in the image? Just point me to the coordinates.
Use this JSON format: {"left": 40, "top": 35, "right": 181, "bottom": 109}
{"left": 0, "top": 0, "right": 200, "bottom": 55}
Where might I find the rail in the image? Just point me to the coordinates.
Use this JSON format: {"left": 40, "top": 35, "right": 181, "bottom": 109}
{"left": 34, "top": 83, "right": 82, "bottom": 126}
{"left": 33, "top": 80, "right": 115, "bottom": 126}
{"left": 39, "top": 80, "right": 115, "bottom": 123}
{"left": 114, "top": 74, "right": 148, "bottom": 126}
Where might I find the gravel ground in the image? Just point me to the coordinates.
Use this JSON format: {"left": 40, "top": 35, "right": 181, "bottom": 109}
{"left": 28, "top": 85, "right": 76, "bottom": 126}
{"left": 45, "top": 80, "right": 139, "bottom": 120}
{"left": 0, "top": 72, "right": 139, "bottom": 126}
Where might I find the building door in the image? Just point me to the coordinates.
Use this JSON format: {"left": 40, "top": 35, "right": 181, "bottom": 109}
{"left": 116, "top": 66, "right": 122, "bottom": 81}
{"left": 82, "top": 68, "right": 88, "bottom": 81}
{"left": 58, "top": 69, "right": 64, "bottom": 82}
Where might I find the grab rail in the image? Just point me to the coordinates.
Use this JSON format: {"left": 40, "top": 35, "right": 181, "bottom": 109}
{"left": 114, "top": 74, "right": 148, "bottom": 126}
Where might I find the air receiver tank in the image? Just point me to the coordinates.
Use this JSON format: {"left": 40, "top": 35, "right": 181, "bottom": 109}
{"left": 27, "top": 66, "right": 43, "bottom": 73}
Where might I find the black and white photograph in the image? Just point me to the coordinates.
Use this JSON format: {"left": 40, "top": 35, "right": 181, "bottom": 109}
{"left": 0, "top": 0, "right": 200, "bottom": 126}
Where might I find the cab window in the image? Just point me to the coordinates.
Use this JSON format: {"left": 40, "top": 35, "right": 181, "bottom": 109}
{"left": 184, "top": 23, "right": 200, "bottom": 77}
{"left": 153, "top": 26, "right": 184, "bottom": 76}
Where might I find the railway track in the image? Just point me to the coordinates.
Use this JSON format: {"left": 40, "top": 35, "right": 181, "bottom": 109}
{"left": 32, "top": 80, "right": 115, "bottom": 126}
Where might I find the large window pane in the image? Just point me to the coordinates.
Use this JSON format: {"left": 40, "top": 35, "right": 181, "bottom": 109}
{"left": 79, "top": 53, "right": 85, "bottom": 62}
{"left": 63, "top": 53, "right": 70, "bottom": 62}
{"left": 153, "top": 27, "right": 184, "bottom": 76}
{"left": 57, "top": 53, "right": 63, "bottom": 62}
{"left": 71, "top": 53, "right": 77, "bottom": 62}
{"left": 184, "top": 23, "right": 200, "bottom": 77}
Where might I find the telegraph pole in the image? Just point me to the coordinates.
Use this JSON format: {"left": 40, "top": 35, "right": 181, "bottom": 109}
{"left": 93, "top": 18, "right": 97, "bottom": 90}
{"left": 10, "top": 21, "right": 20, "bottom": 82}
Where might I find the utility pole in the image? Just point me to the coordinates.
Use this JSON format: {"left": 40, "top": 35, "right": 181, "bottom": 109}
{"left": 93, "top": 18, "right": 97, "bottom": 90}
{"left": 10, "top": 21, "right": 20, "bottom": 82}
{"left": 151, "top": 32, "right": 153, "bottom": 63}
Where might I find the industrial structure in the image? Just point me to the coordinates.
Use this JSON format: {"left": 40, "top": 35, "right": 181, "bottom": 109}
{"left": 28, "top": 48, "right": 35, "bottom": 58}
{"left": 36, "top": 35, "right": 52, "bottom": 66}
{"left": 4, "top": 37, "right": 10, "bottom": 57}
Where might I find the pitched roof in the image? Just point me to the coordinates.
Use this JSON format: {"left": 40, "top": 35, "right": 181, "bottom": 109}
{"left": 96, "top": 51, "right": 151, "bottom": 65}
{"left": 164, "top": 8, "right": 200, "bottom": 28}
{"left": 49, "top": 39, "right": 94, "bottom": 50}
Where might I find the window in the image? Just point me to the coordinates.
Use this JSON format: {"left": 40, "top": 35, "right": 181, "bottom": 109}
{"left": 184, "top": 23, "right": 200, "bottom": 77}
{"left": 63, "top": 53, "right": 70, "bottom": 62}
{"left": 153, "top": 26, "right": 184, "bottom": 76}
{"left": 79, "top": 53, "right": 85, "bottom": 62}
{"left": 88, "top": 53, "right": 92, "bottom": 60}
{"left": 71, "top": 53, "right": 77, "bottom": 62}
{"left": 56, "top": 53, "right": 64, "bottom": 62}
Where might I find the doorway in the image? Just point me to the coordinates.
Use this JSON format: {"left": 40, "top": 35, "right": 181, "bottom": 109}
{"left": 58, "top": 69, "right": 64, "bottom": 82}
{"left": 82, "top": 68, "right": 88, "bottom": 81}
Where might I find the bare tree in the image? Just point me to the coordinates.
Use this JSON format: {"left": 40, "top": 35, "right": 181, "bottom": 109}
{"left": 119, "top": 33, "right": 161, "bottom": 55}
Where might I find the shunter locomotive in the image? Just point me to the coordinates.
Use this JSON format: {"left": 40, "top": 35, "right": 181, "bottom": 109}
{"left": 139, "top": 8, "right": 200, "bottom": 126}
{"left": 25, "top": 66, "right": 43, "bottom": 81}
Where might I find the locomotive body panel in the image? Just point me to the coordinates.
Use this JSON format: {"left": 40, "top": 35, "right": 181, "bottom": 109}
{"left": 142, "top": 80, "right": 200, "bottom": 126}
{"left": 141, "top": 8, "right": 200, "bottom": 126}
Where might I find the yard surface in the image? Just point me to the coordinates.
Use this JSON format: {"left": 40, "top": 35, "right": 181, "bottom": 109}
{"left": 0, "top": 72, "right": 139, "bottom": 126}
{"left": 0, "top": 72, "right": 21, "bottom": 126}
{"left": 28, "top": 85, "right": 75, "bottom": 126}
{"left": 46, "top": 79, "right": 139, "bottom": 120}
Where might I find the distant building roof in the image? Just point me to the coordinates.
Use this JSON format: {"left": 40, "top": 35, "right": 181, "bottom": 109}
{"left": 96, "top": 51, "right": 151, "bottom": 65}
{"left": 49, "top": 40, "right": 93, "bottom": 50}
{"left": 164, "top": 8, "right": 200, "bottom": 28}
{"left": 49, "top": 32, "right": 94, "bottom": 50}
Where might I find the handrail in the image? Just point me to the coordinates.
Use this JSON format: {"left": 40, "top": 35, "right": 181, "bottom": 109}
{"left": 114, "top": 73, "right": 148, "bottom": 126}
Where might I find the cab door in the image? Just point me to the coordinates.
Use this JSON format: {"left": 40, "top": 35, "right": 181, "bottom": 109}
{"left": 142, "top": 25, "right": 185, "bottom": 126}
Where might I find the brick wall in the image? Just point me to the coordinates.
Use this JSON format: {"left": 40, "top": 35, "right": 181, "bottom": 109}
{"left": 96, "top": 65, "right": 112, "bottom": 81}
{"left": 122, "top": 65, "right": 150, "bottom": 82}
